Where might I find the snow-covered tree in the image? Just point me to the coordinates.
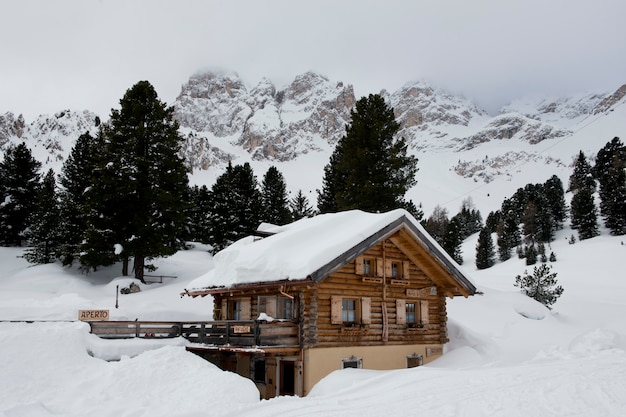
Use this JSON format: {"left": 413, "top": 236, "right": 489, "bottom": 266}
{"left": 81, "top": 81, "right": 189, "bottom": 281}
{"left": 514, "top": 264, "right": 564, "bottom": 309}
{"left": 0, "top": 143, "right": 41, "bottom": 246}
{"left": 475, "top": 227, "right": 495, "bottom": 270}
{"left": 24, "top": 169, "right": 62, "bottom": 264}
{"left": 261, "top": 166, "right": 292, "bottom": 226}
{"left": 290, "top": 189, "right": 314, "bottom": 221}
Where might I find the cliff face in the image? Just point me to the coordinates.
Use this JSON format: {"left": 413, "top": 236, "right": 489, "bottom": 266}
{"left": 174, "top": 71, "right": 355, "bottom": 161}
{"left": 1, "top": 71, "right": 624, "bottom": 189}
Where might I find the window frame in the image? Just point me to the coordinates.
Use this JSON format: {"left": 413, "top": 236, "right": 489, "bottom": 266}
{"left": 341, "top": 356, "right": 363, "bottom": 369}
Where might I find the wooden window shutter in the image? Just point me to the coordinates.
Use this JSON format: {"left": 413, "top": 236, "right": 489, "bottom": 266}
{"left": 331, "top": 296, "right": 342, "bottom": 324}
{"left": 420, "top": 301, "right": 429, "bottom": 324}
{"left": 220, "top": 299, "right": 228, "bottom": 320}
{"left": 376, "top": 258, "right": 384, "bottom": 277}
{"left": 361, "top": 297, "right": 371, "bottom": 324}
{"left": 265, "top": 297, "right": 277, "bottom": 318}
{"left": 396, "top": 299, "right": 406, "bottom": 325}
{"left": 355, "top": 256, "right": 364, "bottom": 275}
{"left": 403, "top": 261, "right": 411, "bottom": 279}
{"left": 241, "top": 298, "right": 251, "bottom": 320}
{"left": 385, "top": 259, "right": 393, "bottom": 278}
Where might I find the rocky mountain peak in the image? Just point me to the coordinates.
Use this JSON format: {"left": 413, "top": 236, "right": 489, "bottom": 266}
{"left": 593, "top": 83, "right": 626, "bottom": 115}
{"left": 388, "top": 81, "right": 487, "bottom": 132}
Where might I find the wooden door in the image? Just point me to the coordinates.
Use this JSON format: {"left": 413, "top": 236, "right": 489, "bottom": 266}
{"left": 266, "top": 358, "right": 276, "bottom": 398}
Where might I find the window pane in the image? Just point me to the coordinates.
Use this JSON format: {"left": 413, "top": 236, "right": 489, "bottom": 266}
{"left": 363, "top": 259, "right": 371, "bottom": 275}
{"left": 231, "top": 301, "right": 241, "bottom": 320}
{"left": 277, "top": 298, "right": 293, "bottom": 319}
{"left": 392, "top": 263, "right": 399, "bottom": 277}
{"left": 406, "top": 303, "right": 416, "bottom": 323}
{"left": 342, "top": 299, "right": 356, "bottom": 322}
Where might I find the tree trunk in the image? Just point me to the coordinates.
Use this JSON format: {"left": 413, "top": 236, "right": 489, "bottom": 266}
{"left": 133, "top": 255, "right": 146, "bottom": 284}
{"left": 122, "top": 257, "right": 129, "bottom": 276}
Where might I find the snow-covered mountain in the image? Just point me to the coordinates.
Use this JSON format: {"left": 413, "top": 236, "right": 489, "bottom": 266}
{"left": 1, "top": 71, "right": 625, "bottom": 216}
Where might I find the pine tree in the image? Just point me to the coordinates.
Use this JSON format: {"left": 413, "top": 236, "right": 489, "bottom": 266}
{"left": 570, "top": 186, "right": 599, "bottom": 240}
{"left": 185, "top": 185, "right": 212, "bottom": 243}
{"left": 595, "top": 137, "right": 626, "bottom": 235}
{"left": 423, "top": 205, "right": 449, "bottom": 245}
{"left": 24, "top": 169, "right": 62, "bottom": 264}
{"left": 543, "top": 175, "right": 566, "bottom": 231}
{"left": 525, "top": 244, "right": 538, "bottom": 265}
{"left": 81, "top": 81, "right": 189, "bottom": 281}
{"left": 317, "top": 94, "right": 418, "bottom": 213}
{"left": 442, "top": 216, "right": 463, "bottom": 264}
{"left": 260, "top": 166, "right": 292, "bottom": 225}
{"left": 497, "top": 212, "right": 521, "bottom": 262}
{"left": 568, "top": 151, "right": 596, "bottom": 194}
{"left": 290, "top": 189, "right": 314, "bottom": 221}
{"left": 514, "top": 264, "right": 564, "bottom": 309}
{"left": 0, "top": 143, "right": 41, "bottom": 246}
{"left": 57, "top": 132, "right": 101, "bottom": 265}
{"left": 475, "top": 227, "right": 495, "bottom": 270}
{"left": 208, "top": 162, "right": 262, "bottom": 253}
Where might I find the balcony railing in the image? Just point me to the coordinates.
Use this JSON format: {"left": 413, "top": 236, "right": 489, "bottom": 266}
{"left": 88, "top": 320, "right": 300, "bottom": 347}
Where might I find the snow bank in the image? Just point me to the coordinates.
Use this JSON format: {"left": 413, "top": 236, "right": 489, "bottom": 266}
{"left": 0, "top": 322, "right": 259, "bottom": 417}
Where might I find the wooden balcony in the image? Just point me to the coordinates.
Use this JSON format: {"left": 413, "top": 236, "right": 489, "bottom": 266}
{"left": 88, "top": 320, "right": 300, "bottom": 348}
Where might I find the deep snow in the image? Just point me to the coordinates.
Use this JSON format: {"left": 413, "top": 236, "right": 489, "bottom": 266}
{"left": 1, "top": 221, "right": 626, "bottom": 416}
{"left": 1, "top": 90, "right": 625, "bottom": 416}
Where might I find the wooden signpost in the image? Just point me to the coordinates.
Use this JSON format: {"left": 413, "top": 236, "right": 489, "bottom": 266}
{"left": 78, "top": 310, "right": 110, "bottom": 321}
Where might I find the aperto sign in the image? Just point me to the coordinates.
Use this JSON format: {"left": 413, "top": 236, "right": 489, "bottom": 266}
{"left": 78, "top": 310, "right": 110, "bottom": 321}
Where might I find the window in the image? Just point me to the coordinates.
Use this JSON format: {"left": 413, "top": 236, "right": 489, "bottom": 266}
{"left": 258, "top": 296, "right": 296, "bottom": 320}
{"left": 363, "top": 259, "right": 372, "bottom": 275}
{"left": 341, "top": 356, "right": 363, "bottom": 369}
{"left": 231, "top": 300, "right": 243, "bottom": 320}
{"left": 406, "top": 302, "right": 416, "bottom": 324}
{"left": 406, "top": 353, "right": 423, "bottom": 368}
{"left": 391, "top": 262, "right": 399, "bottom": 278}
{"left": 253, "top": 358, "right": 266, "bottom": 383}
{"left": 276, "top": 297, "right": 294, "bottom": 320}
{"left": 331, "top": 296, "right": 371, "bottom": 325}
{"left": 396, "top": 299, "right": 429, "bottom": 326}
{"left": 342, "top": 299, "right": 357, "bottom": 323}
{"left": 223, "top": 297, "right": 251, "bottom": 320}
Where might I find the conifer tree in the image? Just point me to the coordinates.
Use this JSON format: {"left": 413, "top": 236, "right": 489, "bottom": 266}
{"left": 24, "top": 169, "right": 62, "bottom": 264}
{"left": 475, "top": 227, "right": 495, "bottom": 270}
{"left": 543, "top": 175, "right": 566, "bottom": 231}
{"left": 185, "top": 185, "right": 212, "bottom": 243}
{"left": 260, "top": 166, "right": 292, "bottom": 225}
{"left": 423, "top": 205, "right": 449, "bottom": 245}
{"left": 317, "top": 94, "right": 418, "bottom": 214}
{"left": 57, "top": 131, "right": 101, "bottom": 265}
{"left": 290, "top": 189, "right": 314, "bottom": 221}
{"left": 81, "top": 81, "right": 189, "bottom": 281}
{"left": 514, "top": 264, "right": 563, "bottom": 309}
{"left": 442, "top": 216, "right": 463, "bottom": 264}
{"left": 497, "top": 212, "right": 521, "bottom": 262}
{"left": 595, "top": 137, "right": 626, "bottom": 235}
{"left": 570, "top": 183, "right": 599, "bottom": 240}
{"left": 0, "top": 143, "right": 41, "bottom": 246}
{"left": 568, "top": 151, "right": 596, "bottom": 194}
{"left": 208, "top": 162, "right": 262, "bottom": 253}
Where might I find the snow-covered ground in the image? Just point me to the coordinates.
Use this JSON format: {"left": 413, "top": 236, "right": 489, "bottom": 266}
{"left": 1, "top": 221, "right": 625, "bottom": 416}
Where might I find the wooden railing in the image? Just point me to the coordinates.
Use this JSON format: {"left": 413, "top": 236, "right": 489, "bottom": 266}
{"left": 88, "top": 320, "right": 299, "bottom": 347}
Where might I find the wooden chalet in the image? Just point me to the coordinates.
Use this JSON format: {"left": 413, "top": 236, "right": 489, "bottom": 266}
{"left": 182, "top": 209, "right": 476, "bottom": 398}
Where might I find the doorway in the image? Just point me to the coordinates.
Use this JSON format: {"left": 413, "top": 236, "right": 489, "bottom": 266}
{"left": 279, "top": 361, "right": 295, "bottom": 396}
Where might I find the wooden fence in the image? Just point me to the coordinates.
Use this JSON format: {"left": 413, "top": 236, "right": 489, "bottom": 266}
{"left": 88, "top": 320, "right": 299, "bottom": 347}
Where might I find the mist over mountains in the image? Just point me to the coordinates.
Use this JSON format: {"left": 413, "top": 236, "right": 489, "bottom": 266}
{"left": 1, "top": 70, "right": 625, "bottom": 216}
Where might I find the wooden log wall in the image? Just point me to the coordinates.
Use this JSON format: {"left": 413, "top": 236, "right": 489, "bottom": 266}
{"left": 302, "top": 240, "right": 447, "bottom": 348}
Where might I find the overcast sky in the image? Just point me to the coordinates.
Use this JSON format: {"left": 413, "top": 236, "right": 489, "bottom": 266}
{"left": 2, "top": 0, "right": 625, "bottom": 120}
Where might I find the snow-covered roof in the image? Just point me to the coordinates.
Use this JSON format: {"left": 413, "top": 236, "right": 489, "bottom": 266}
{"left": 186, "top": 209, "right": 475, "bottom": 295}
